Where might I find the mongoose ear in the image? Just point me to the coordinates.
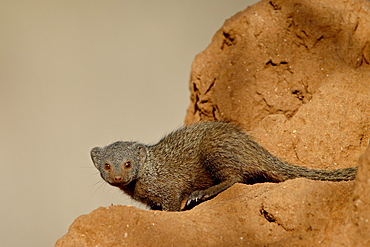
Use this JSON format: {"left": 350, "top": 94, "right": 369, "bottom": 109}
{"left": 90, "top": 147, "right": 103, "bottom": 167}
{"left": 134, "top": 144, "right": 147, "bottom": 163}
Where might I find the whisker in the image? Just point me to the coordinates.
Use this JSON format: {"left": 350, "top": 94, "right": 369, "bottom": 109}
{"left": 89, "top": 181, "right": 107, "bottom": 197}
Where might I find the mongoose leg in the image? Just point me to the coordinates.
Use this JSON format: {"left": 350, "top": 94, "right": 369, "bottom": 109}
{"left": 161, "top": 197, "right": 182, "bottom": 211}
{"left": 186, "top": 178, "right": 239, "bottom": 208}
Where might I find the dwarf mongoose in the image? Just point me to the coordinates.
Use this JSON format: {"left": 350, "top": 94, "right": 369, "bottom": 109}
{"left": 91, "top": 121, "right": 357, "bottom": 211}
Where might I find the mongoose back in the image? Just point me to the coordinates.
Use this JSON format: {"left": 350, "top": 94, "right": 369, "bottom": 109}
{"left": 91, "top": 121, "right": 357, "bottom": 211}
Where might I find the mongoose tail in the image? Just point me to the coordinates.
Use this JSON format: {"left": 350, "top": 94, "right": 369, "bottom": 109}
{"left": 281, "top": 164, "right": 358, "bottom": 181}
{"left": 240, "top": 160, "right": 358, "bottom": 183}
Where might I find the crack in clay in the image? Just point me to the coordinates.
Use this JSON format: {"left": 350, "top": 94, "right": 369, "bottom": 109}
{"left": 260, "top": 206, "right": 294, "bottom": 231}
{"left": 191, "top": 77, "right": 219, "bottom": 121}
{"left": 205, "top": 78, "right": 216, "bottom": 94}
{"left": 265, "top": 60, "right": 289, "bottom": 67}
{"left": 221, "top": 31, "right": 237, "bottom": 49}
{"left": 269, "top": 0, "right": 281, "bottom": 10}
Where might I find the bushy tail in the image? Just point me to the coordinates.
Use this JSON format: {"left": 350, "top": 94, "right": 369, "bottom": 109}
{"left": 286, "top": 164, "right": 358, "bottom": 181}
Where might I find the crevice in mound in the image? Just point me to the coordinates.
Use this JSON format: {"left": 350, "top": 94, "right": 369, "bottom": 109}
{"left": 221, "top": 30, "right": 237, "bottom": 50}
{"left": 292, "top": 89, "right": 305, "bottom": 101}
{"left": 191, "top": 78, "right": 219, "bottom": 121}
{"left": 269, "top": 0, "right": 281, "bottom": 10}
{"left": 260, "top": 206, "right": 277, "bottom": 223}
{"left": 260, "top": 205, "right": 294, "bottom": 232}
{"left": 265, "top": 60, "right": 289, "bottom": 67}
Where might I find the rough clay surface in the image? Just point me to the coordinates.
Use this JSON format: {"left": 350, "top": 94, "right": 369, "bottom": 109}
{"left": 56, "top": 0, "right": 370, "bottom": 246}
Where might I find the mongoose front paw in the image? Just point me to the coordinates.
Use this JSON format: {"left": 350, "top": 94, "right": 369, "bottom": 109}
{"left": 186, "top": 190, "right": 206, "bottom": 208}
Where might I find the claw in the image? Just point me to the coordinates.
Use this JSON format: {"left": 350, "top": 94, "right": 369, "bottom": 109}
{"left": 186, "top": 199, "right": 192, "bottom": 207}
{"left": 185, "top": 196, "right": 198, "bottom": 208}
{"left": 184, "top": 191, "right": 205, "bottom": 210}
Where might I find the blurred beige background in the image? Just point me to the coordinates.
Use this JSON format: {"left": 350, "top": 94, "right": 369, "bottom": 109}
{"left": 0, "top": 1, "right": 257, "bottom": 246}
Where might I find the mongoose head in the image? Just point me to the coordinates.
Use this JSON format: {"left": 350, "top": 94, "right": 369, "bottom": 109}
{"left": 90, "top": 141, "right": 147, "bottom": 187}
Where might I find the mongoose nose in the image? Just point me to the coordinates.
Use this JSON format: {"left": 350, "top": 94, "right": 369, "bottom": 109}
{"left": 114, "top": 176, "right": 123, "bottom": 182}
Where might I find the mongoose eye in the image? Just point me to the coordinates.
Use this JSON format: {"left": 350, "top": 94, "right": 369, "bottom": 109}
{"left": 124, "top": 161, "right": 131, "bottom": 168}
{"left": 104, "top": 163, "right": 111, "bottom": 171}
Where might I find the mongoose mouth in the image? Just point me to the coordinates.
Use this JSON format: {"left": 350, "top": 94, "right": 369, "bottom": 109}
{"left": 109, "top": 181, "right": 127, "bottom": 187}
{"left": 112, "top": 180, "right": 137, "bottom": 190}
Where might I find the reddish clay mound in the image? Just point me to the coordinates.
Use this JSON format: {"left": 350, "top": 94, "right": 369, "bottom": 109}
{"left": 56, "top": 0, "right": 370, "bottom": 246}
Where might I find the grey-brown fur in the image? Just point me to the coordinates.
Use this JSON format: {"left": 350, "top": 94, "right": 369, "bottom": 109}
{"left": 91, "top": 121, "right": 357, "bottom": 211}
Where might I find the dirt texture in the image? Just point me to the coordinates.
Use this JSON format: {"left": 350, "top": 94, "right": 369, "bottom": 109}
{"left": 56, "top": 0, "right": 370, "bottom": 246}
{"left": 56, "top": 180, "right": 355, "bottom": 247}
{"left": 185, "top": 0, "right": 370, "bottom": 169}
